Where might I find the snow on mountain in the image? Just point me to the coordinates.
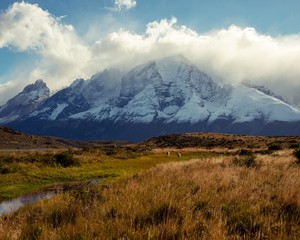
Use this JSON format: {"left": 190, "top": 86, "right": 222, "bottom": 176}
{"left": 208, "top": 85, "right": 300, "bottom": 123}
{"left": 83, "top": 69, "right": 122, "bottom": 105}
{"left": 70, "top": 56, "right": 300, "bottom": 125}
{"left": 71, "top": 56, "right": 224, "bottom": 123}
{"left": 31, "top": 69, "right": 122, "bottom": 120}
{"left": 243, "top": 82, "right": 286, "bottom": 102}
{"left": 2, "top": 56, "right": 300, "bottom": 141}
{"left": 0, "top": 80, "right": 50, "bottom": 123}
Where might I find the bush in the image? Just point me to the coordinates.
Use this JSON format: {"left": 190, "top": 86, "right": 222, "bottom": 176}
{"left": 221, "top": 201, "right": 262, "bottom": 237}
{"left": 293, "top": 149, "right": 300, "bottom": 165}
{"left": 289, "top": 143, "right": 299, "bottom": 149}
{"left": 238, "top": 149, "right": 253, "bottom": 156}
{"left": 20, "top": 224, "right": 42, "bottom": 240}
{"left": 268, "top": 142, "right": 282, "bottom": 151}
{"left": 0, "top": 164, "right": 17, "bottom": 174}
{"left": 54, "top": 152, "right": 80, "bottom": 167}
{"left": 231, "top": 155, "right": 260, "bottom": 168}
{"left": 47, "top": 205, "right": 78, "bottom": 228}
{"left": 133, "top": 204, "right": 182, "bottom": 228}
{"left": 151, "top": 204, "right": 180, "bottom": 225}
{"left": 192, "top": 201, "right": 212, "bottom": 220}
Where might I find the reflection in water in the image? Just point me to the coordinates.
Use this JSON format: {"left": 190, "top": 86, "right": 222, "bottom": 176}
{"left": 0, "top": 192, "right": 55, "bottom": 216}
{"left": 0, "top": 179, "right": 102, "bottom": 216}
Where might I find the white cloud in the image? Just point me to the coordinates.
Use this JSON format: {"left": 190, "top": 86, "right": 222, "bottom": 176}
{"left": 90, "top": 18, "right": 300, "bottom": 104}
{"left": 0, "top": 2, "right": 91, "bottom": 102}
{"left": 1, "top": 3, "right": 300, "bottom": 106}
{"left": 111, "top": 0, "right": 137, "bottom": 12}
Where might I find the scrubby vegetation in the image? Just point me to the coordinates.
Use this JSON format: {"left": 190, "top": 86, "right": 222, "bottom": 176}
{"left": 293, "top": 148, "right": 300, "bottom": 165}
{"left": 0, "top": 147, "right": 218, "bottom": 201}
{"left": 0, "top": 147, "right": 299, "bottom": 239}
{"left": 268, "top": 142, "right": 283, "bottom": 151}
{"left": 231, "top": 150, "right": 261, "bottom": 168}
{"left": 53, "top": 152, "right": 80, "bottom": 167}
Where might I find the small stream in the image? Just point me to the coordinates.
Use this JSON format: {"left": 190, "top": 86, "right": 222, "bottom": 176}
{"left": 0, "top": 191, "right": 56, "bottom": 216}
{"left": 0, "top": 179, "right": 102, "bottom": 216}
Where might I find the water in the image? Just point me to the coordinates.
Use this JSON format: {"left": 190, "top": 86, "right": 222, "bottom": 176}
{"left": 0, "top": 179, "right": 102, "bottom": 216}
{"left": 0, "top": 191, "right": 55, "bottom": 216}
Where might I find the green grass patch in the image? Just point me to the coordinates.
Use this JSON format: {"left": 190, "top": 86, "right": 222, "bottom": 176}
{"left": 0, "top": 149, "right": 217, "bottom": 201}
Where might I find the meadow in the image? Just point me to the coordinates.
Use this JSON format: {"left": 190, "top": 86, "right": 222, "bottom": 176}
{"left": 0, "top": 139, "right": 299, "bottom": 239}
{"left": 0, "top": 146, "right": 217, "bottom": 201}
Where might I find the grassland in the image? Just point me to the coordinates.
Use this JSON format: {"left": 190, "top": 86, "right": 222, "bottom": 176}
{"left": 0, "top": 134, "right": 300, "bottom": 239}
{"left": 0, "top": 147, "right": 217, "bottom": 201}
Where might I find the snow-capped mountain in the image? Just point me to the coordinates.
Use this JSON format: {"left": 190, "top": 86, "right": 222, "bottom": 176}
{"left": 0, "top": 80, "right": 50, "bottom": 124}
{"left": 71, "top": 56, "right": 225, "bottom": 123}
{"left": 30, "top": 69, "right": 122, "bottom": 120}
{"left": 70, "top": 56, "right": 300, "bottom": 125}
{"left": 243, "top": 82, "right": 286, "bottom": 102}
{"left": 2, "top": 56, "right": 300, "bottom": 141}
{"left": 212, "top": 85, "right": 300, "bottom": 123}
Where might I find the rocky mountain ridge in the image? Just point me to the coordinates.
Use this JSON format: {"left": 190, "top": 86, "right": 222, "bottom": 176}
{"left": 1, "top": 56, "right": 300, "bottom": 141}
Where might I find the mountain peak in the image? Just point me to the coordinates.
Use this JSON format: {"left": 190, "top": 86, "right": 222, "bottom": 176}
{"left": 3, "top": 57, "right": 300, "bottom": 141}
{"left": 0, "top": 80, "right": 50, "bottom": 123}
{"left": 23, "top": 79, "right": 50, "bottom": 95}
{"left": 70, "top": 79, "right": 84, "bottom": 89}
{"left": 35, "top": 79, "right": 45, "bottom": 84}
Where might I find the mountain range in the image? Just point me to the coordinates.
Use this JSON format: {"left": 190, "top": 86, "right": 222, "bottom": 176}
{"left": 1, "top": 56, "right": 300, "bottom": 141}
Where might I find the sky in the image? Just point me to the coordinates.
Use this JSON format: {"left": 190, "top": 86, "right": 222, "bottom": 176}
{"left": 1, "top": 0, "right": 300, "bottom": 105}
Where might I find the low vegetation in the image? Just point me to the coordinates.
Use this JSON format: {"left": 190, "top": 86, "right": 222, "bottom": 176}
{"left": 0, "top": 145, "right": 299, "bottom": 239}
{"left": 293, "top": 148, "right": 300, "bottom": 165}
{"left": 0, "top": 147, "right": 218, "bottom": 201}
{"left": 267, "top": 142, "right": 283, "bottom": 151}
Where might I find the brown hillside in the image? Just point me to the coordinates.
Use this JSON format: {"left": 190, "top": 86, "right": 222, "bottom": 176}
{"left": 0, "top": 126, "right": 71, "bottom": 149}
{"left": 138, "top": 132, "right": 300, "bottom": 149}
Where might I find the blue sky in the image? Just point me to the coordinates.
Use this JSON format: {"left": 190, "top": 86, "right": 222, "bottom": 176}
{"left": 0, "top": 0, "right": 299, "bottom": 34}
{"left": 1, "top": 0, "right": 300, "bottom": 104}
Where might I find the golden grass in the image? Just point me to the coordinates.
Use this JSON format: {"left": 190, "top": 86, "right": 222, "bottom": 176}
{"left": 0, "top": 150, "right": 300, "bottom": 239}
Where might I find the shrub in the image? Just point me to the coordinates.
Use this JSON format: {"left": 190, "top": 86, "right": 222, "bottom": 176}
{"left": 289, "top": 143, "right": 299, "bottom": 149}
{"left": 221, "top": 201, "right": 262, "bottom": 237}
{"left": 20, "top": 224, "right": 42, "bottom": 240}
{"left": 54, "top": 152, "right": 80, "bottom": 167}
{"left": 279, "top": 202, "right": 300, "bottom": 223}
{"left": 239, "top": 149, "right": 253, "bottom": 156}
{"left": 133, "top": 204, "right": 182, "bottom": 228}
{"left": 293, "top": 149, "right": 300, "bottom": 165}
{"left": 0, "top": 165, "right": 16, "bottom": 174}
{"left": 231, "top": 155, "right": 259, "bottom": 168}
{"left": 192, "top": 201, "right": 212, "bottom": 220}
{"left": 268, "top": 142, "right": 282, "bottom": 151}
{"left": 47, "top": 206, "right": 78, "bottom": 228}
{"left": 0, "top": 161, "right": 19, "bottom": 174}
{"left": 151, "top": 204, "right": 180, "bottom": 225}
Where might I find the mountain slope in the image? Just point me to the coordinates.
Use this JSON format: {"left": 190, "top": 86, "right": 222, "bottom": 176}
{"left": 208, "top": 85, "right": 300, "bottom": 123}
{"left": 0, "top": 80, "right": 50, "bottom": 124}
{"left": 30, "top": 69, "right": 122, "bottom": 120}
{"left": 0, "top": 125, "right": 68, "bottom": 149}
{"left": 2, "top": 56, "right": 300, "bottom": 141}
{"left": 70, "top": 56, "right": 300, "bottom": 125}
{"left": 70, "top": 56, "right": 227, "bottom": 124}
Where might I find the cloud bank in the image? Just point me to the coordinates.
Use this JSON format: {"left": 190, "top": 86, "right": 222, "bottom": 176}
{"left": 1, "top": 2, "right": 300, "bottom": 105}
{"left": 0, "top": 2, "right": 90, "bottom": 102}
{"left": 111, "top": 0, "right": 137, "bottom": 12}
